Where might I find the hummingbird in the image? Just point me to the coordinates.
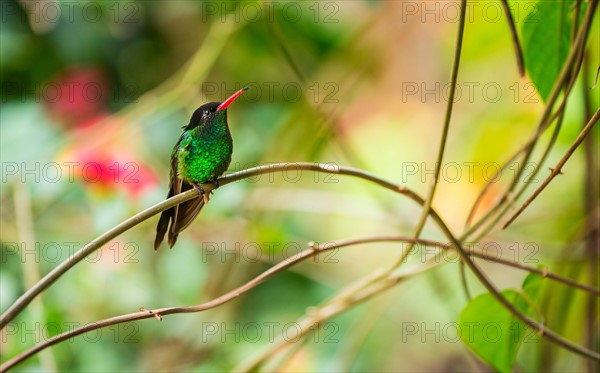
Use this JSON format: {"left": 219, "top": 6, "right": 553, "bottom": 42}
{"left": 154, "top": 87, "right": 248, "bottom": 250}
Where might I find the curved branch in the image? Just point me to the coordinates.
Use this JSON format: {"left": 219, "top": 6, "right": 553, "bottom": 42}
{"left": 503, "top": 108, "right": 600, "bottom": 228}
{"left": 5, "top": 232, "right": 600, "bottom": 371}
{"left": 501, "top": 0, "right": 525, "bottom": 76}
{"left": 0, "top": 163, "right": 435, "bottom": 330}
{"left": 463, "top": 0, "right": 598, "bottom": 239}
{"left": 0, "top": 236, "right": 432, "bottom": 372}
{"left": 312, "top": 237, "right": 600, "bottom": 295}
{"left": 396, "top": 0, "right": 467, "bottom": 266}
{"left": 319, "top": 236, "right": 600, "bottom": 360}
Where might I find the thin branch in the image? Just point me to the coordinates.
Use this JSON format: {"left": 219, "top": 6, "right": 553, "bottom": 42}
{"left": 459, "top": 260, "right": 472, "bottom": 300}
{"left": 463, "top": 0, "right": 598, "bottom": 239}
{"left": 237, "top": 234, "right": 600, "bottom": 370}
{"left": 5, "top": 231, "right": 600, "bottom": 371}
{"left": 500, "top": 0, "right": 525, "bottom": 76}
{"left": 485, "top": 0, "right": 590, "bottom": 233}
{"left": 464, "top": 148, "right": 524, "bottom": 229}
{"left": 503, "top": 108, "right": 600, "bottom": 228}
{"left": 0, "top": 237, "right": 434, "bottom": 372}
{"left": 582, "top": 50, "right": 600, "bottom": 373}
{"left": 474, "top": 102, "right": 567, "bottom": 239}
{"left": 311, "top": 237, "right": 600, "bottom": 295}
{"left": 235, "top": 256, "right": 442, "bottom": 372}
{"left": 267, "top": 17, "right": 306, "bottom": 84}
{"left": 429, "top": 228, "right": 600, "bottom": 360}
{"left": 396, "top": 0, "right": 467, "bottom": 266}
{"left": 315, "top": 236, "right": 600, "bottom": 362}
{"left": 0, "top": 189, "right": 197, "bottom": 330}
{"left": 0, "top": 163, "right": 436, "bottom": 330}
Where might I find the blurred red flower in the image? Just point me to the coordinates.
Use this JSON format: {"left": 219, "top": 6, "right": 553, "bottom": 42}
{"left": 48, "top": 67, "right": 158, "bottom": 197}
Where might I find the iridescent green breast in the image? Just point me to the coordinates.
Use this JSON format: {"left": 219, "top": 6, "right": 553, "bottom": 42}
{"left": 176, "top": 122, "right": 233, "bottom": 184}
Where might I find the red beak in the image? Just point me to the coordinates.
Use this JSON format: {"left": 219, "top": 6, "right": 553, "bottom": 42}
{"left": 217, "top": 87, "right": 249, "bottom": 111}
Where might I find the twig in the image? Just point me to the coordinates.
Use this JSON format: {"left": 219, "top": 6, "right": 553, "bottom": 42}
{"left": 0, "top": 189, "right": 197, "bottom": 330}
{"left": 503, "top": 108, "right": 600, "bottom": 228}
{"left": 395, "top": 0, "right": 467, "bottom": 266}
{"left": 414, "top": 230, "right": 600, "bottom": 361}
{"left": 337, "top": 297, "right": 391, "bottom": 371}
{"left": 463, "top": 0, "right": 598, "bottom": 239}
{"left": 500, "top": 0, "right": 525, "bottom": 76}
{"left": 267, "top": 17, "right": 306, "bottom": 84}
{"left": 235, "top": 257, "right": 442, "bottom": 372}
{"left": 464, "top": 148, "right": 524, "bottom": 229}
{"left": 0, "top": 163, "right": 435, "bottom": 330}
{"left": 5, "top": 231, "right": 600, "bottom": 371}
{"left": 474, "top": 104, "right": 566, "bottom": 239}
{"left": 317, "top": 236, "right": 600, "bottom": 362}
{"left": 582, "top": 51, "right": 600, "bottom": 373}
{"left": 312, "top": 236, "right": 600, "bottom": 295}
{"left": 490, "top": 0, "right": 592, "bottom": 232}
{"left": 0, "top": 237, "right": 429, "bottom": 371}
{"left": 459, "top": 260, "right": 472, "bottom": 300}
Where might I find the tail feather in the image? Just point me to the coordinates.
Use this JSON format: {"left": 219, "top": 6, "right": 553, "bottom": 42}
{"left": 154, "top": 208, "right": 172, "bottom": 250}
{"left": 166, "top": 197, "right": 204, "bottom": 248}
{"left": 154, "top": 181, "right": 205, "bottom": 250}
{"left": 154, "top": 185, "right": 174, "bottom": 250}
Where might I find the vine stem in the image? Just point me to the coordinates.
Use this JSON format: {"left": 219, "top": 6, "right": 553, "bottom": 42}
{"left": 500, "top": 0, "right": 525, "bottom": 76}
{"left": 395, "top": 0, "right": 467, "bottom": 266}
{"left": 3, "top": 163, "right": 600, "bottom": 369}
{"left": 0, "top": 163, "right": 434, "bottom": 330}
{"left": 314, "top": 237, "right": 599, "bottom": 295}
{"left": 462, "top": 0, "right": 598, "bottom": 239}
{"left": 4, "top": 237, "right": 600, "bottom": 370}
{"left": 0, "top": 237, "right": 436, "bottom": 372}
{"left": 503, "top": 108, "right": 600, "bottom": 228}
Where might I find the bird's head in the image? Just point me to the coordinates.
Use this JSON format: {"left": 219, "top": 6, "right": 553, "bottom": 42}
{"left": 184, "top": 87, "right": 248, "bottom": 130}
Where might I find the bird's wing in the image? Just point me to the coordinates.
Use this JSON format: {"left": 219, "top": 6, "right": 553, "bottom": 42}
{"left": 154, "top": 135, "right": 205, "bottom": 250}
{"left": 153, "top": 183, "right": 173, "bottom": 250}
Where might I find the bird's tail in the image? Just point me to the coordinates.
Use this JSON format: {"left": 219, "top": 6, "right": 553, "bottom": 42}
{"left": 154, "top": 182, "right": 205, "bottom": 250}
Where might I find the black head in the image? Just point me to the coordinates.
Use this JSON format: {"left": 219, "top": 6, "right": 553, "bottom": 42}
{"left": 184, "top": 102, "right": 222, "bottom": 130}
{"left": 184, "top": 87, "right": 248, "bottom": 131}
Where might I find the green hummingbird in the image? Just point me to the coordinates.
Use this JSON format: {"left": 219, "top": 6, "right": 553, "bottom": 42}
{"left": 154, "top": 87, "right": 248, "bottom": 250}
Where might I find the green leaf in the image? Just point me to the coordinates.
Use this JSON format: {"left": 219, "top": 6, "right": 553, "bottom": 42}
{"left": 459, "top": 272, "right": 545, "bottom": 373}
{"left": 522, "top": 272, "right": 543, "bottom": 300}
{"left": 521, "top": 0, "right": 574, "bottom": 101}
{"left": 459, "top": 290, "right": 526, "bottom": 372}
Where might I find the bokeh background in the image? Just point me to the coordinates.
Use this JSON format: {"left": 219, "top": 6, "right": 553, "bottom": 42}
{"left": 1, "top": 0, "right": 598, "bottom": 371}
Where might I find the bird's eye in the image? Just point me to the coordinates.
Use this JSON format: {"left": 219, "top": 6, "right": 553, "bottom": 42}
{"left": 204, "top": 110, "right": 210, "bottom": 116}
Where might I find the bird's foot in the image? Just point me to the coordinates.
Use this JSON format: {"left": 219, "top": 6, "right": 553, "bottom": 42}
{"left": 193, "top": 183, "right": 214, "bottom": 204}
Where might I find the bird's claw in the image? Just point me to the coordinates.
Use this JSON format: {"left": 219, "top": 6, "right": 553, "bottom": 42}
{"left": 193, "top": 183, "right": 214, "bottom": 204}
